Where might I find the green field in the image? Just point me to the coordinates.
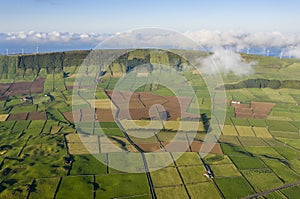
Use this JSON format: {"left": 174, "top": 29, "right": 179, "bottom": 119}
{"left": 71, "top": 154, "right": 107, "bottom": 175}
{"left": 210, "top": 163, "right": 241, "bottom": 177}
{"left": 56, "top": 176, "right": 93, "bottom": 199}
{"left": 187, "top": 183, "right": 221, "bottom": 199}
{"left": 1, "top": 49, "right": 300, "bottom": 199}
{"left": 230, "top": 155, "right": 267, "bottom": 170}
{"left": 29, "top": 178, "right": 60, "bottom": 199}
{"left": 155, "top": 186, "right": 188, "bottom": 199}
{"left": 96, "top": 173, "right": 150, "bottom": 198}
{"left": 150, "top": 167, "right": 182, "bottom": 187}
{"left": 280, "top": 185, "right": 300, "bottom": 198}
{"left": 214, "top": 177, "right": 255, "bottom": 198}
{"left": 242, "top": 169, "right": 283, "bottom": 192}
{"left": 178, "top": 165, "right": 208, "bottom": 184}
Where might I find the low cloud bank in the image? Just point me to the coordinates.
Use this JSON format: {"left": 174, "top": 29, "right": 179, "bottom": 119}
{"left": 1, "top": 30, "right": 300, "bottom": 57}
{"left": 199, "top": 48, "right": 256, "bottom": 75}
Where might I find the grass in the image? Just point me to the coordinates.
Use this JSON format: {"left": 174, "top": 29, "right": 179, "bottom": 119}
{"left": 214, "top": 177, "right": 255, "bottom": 199}
{"left": 2, "top": 140, "right": 67, "bottom": 180}
{"left": 172, "top": 152, "right": 202, "bottom": 166}
{"left": 219, "top": 135, "right": 241, "bottom": 146}
{"left": 276, "top": 138, "right": 300, "bottom": 150}
{"left": 178, "top": 165, "right": 208, "bottom": 184}
{"left": 272, "top": 146, "right": 299, "bottom": 160}
{"left": 29, "top": 177, "right": 60, "bottom": 199}
{"left": 150, "top": 167, "right": 182, "bottom": 187}
{"left": 229, "top": 156, "right": 267, "bottom": 170}
{"left": 2, "top": 54, "right": 300, "bottom": 199}
{"left": 155, "top": 186, "right": 188, "bottom": 199}
{"left": 187, "top": 182, "right": 221, "bottom": 199}
{"left": 280, "top": 185, "right": 300, "bottom": 198}
{"left": 263, "top": 88, "right": 296, "bottom": 103}
{"left": 99, "top": 122, "right": 119, "bottom": 128}
{"left": 42, "top": 120, "right": 59, "bottom": 133}
{"left": 227, "top": 90, "right": 250, "bottom": 102}
{"left": 264, "top": 191, "right": 286, "bottom": 199}
{"left": 235, "top": 126, "right": 255, "bottom": 136}
{"left": 53, "top": 73, "right": 66, "bottom": 91}
{"left": 262, "top": 158, "right": 300, "bottom": 183}
{"left": 44, "top": 74, "right": 54, "bottom": 93}
{"left": 252, "top": 127, "right": 272, "bottom": 138}
{"left": 157, "top": 132, "right": 185, "bottom": 143}
{"left": 164, "top": 121, "right": 204, "bottom": 132}
{"left": 245, "top": 146, "right": 284, "bottom": 159}
{"left": 238, "top": 136, "right": 267, "bottom": 146}
{"left": 270, "top": 131, "right": 300, "bottom": 139}
{"left": 220, "top": 144, "right": 249, "bottom": 157}
{"left": 56, "top": 176, "right": 93, "bottom": 199}
{"left": 94, "top": 89, "right": 108, "bottom": 99}
{"left": 70, "top": 154, "right": 107, "bottom": 175}
{"left": 221, "top": 125, "right": 238, "bottom": 136}
{"left": 248, "top": 88, "right": 272, "bottom": 101}
{"left": 12, "top": 120, "right": 31, "bottom": 132}
{"left": 0, "top": 120, "right": 16, "bottom": 130}
{"left": 0, "top": 114, "right": 9, "bottom": 121}
{"left": 231, "top": 118, "right": 250, "bottom": 126}
{"left": 266, "top": 120, "right": 298, "bottom": 132}
{"left": 88, "top": 99, "right": 115, "bottom": 109}
{"left": 27, "top": 120, "right": 45, "bottom": 129}
{"left": 0, "top": 179, "right": 32, "bottom": 199}
{"left": 67, "top": 142, "right": 98, "bottom": 155}
{"left": 209, "top": 164, "right": 241, "bottom": 177}
{"left": 10, "top": 104, "right": 36, "bottom": 113}
{"left": 96, "top": 173, "right": 150, "bottom": 199}
{"left": 290, "top": 121, "right": 300, "bottom": 129}
{"left": 121, "top": 120, "right": 163, "bottom": 130}
{"left": 108, "top": 153, "right": 145, "bottom": 173}
{"left": 203, "top": 154, "right": 232, "bottom": 165}
{"left": 152, "top": 86, "right": 176, "bottom": 96}
{"left": 248, "top": 118, "right": 266, "bottom": 127}
{"left": 242, "top": 169, "right": 283, "bottom": 192}
{"left": 102, "top": 128, "right": 124, "bottom": 137}
{"left": 50, "top": 126, "right": 62, "bottom": 134}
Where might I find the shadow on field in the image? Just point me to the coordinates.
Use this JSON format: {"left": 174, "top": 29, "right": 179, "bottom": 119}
{"left": 201, "top": 113, "right": 210, "bottom": 133}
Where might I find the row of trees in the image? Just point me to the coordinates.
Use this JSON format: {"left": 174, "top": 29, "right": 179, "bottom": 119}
{"left": 224, "top": 78, "right": 300, "bottom": 89}
{"left": 0, "top": 49, "right": 189, "bottom": 79}
{"left": 0, "top": 50, "right": 91, "bottom": 79}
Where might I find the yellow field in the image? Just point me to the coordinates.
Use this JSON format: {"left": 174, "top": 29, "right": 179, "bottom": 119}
{"left": 120, "top": 119, "right": 163, "bottom": 130}
{"left": 66, "top": 134, "right": 98, "bottom": 143}
{"left": 68, "top": 142, "right": 99, "bottom": 154}
{"left": 50, "top": 126, "right": 62, "bottom": 134}
{"left": 0, "top": 114, "right": 9, "bottom": 121}
{"left": 221, "top": 125, "right": 238, "bottom": 136}
{"left": 100, "top": 136, "right": 137, "bottom": 152}
{"left": 88, "top": 99, "right": 116, "bottom": 109}
{"left": 252, "top": 127, "right": 272, "bottom": 138}
{"left": 235, "top": 126, "right": 255, "bottom": 136}
{"left": 164, "top": 121, "right": 204, "bottom": 132}
{"left": 66, "top": 133, "right": 99, "bottom": 154}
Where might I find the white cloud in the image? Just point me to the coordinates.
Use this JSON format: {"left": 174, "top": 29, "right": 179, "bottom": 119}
{"left": 1, "top": 30, "right": 299, "bottom": 49}
{"left": 287, "top": 46, "right": 300, "bottom": 59}
{"left": 0, "top": 31, "right": 109, "bottom": 44}
{"left": 184, "top": 30, "right": 300, "bottom": 49}
{"left": 199, "top": 48, "right": 256, "bottom": 75}
{"left": 1, "top": 29, "right": 300, "bottom": 57}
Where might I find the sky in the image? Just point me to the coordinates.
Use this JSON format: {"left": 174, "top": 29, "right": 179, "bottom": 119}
{"left": 1, "top": 0, "right": 300, "bottom": 55}
{"left": 1, "top": 0, "right": 300, "bottom": 33}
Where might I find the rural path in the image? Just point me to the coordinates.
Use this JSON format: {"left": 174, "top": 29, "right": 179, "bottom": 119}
{"left": 105, "top": 90, "right": 157, "bottom": 199}
{"left": 243, "top": 180, "right": 300, "bottom": 199}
